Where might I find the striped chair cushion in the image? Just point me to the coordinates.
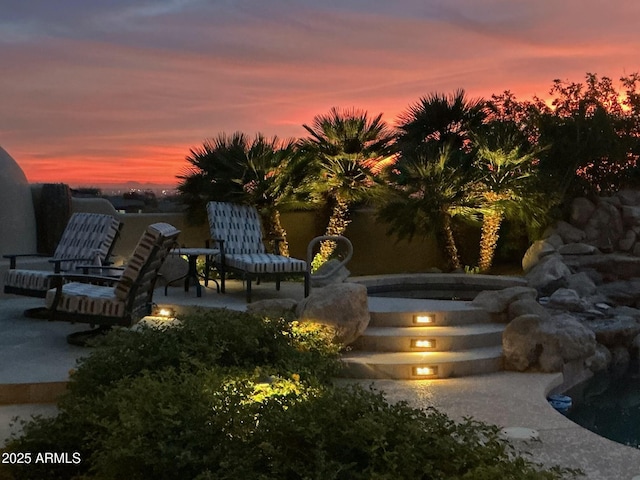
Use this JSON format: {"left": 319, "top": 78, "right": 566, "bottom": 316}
{"left": 114, "top": 223, "right": 180, "bottom": 301}
{"left": 45, "top": 283, "right": 126, "bottom": 317}
{"left": 4, "top": 212, "right": 120, "bottom": 293}
{"left": 4, "top": 269, "right": 59, "bottom": 292}
{"left": 222, "top": 253, "right": 307, "bottom": 274}
{"left": 207, "top": 202, "right": 265, "bottom": 254}
{"left": 53, "top": 212, "right": 121, "bottom": 271}
{"left": 44, "top": 223, "right": 180, "bottom": 319}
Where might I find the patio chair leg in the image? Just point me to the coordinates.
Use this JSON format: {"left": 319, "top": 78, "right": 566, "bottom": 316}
{"left": 304, "top": 271, "right": 310, "bottom": 297}
{"left": 204, "top": 255, "right": 212, "bottom": 287}
{"left": 220, "top": 268, "right": 226, "bottom": 293}
{"left": 246, "top": 277, "right": 252, "bottom": 303}
{"left": 276, "top": 275, "right": 280, "bottom": 291}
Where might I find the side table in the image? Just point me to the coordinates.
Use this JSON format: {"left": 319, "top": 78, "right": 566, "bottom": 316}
{"left": 165, "top": 247, "right": 219, "bottom": 297}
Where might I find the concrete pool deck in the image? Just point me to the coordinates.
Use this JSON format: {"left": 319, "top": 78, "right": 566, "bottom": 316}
{"left": 1, "top": 280, "right": 640, "bottom": 478}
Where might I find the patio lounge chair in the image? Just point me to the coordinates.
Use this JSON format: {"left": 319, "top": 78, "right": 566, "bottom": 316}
{"left": 45, "top": 222, "right": 180, "bottom": 332}
{"left": 3, "top": 212, "right": 122, "bottom": 299}
{"left": 206, "top": 201, "right": 309, "bottom": 302}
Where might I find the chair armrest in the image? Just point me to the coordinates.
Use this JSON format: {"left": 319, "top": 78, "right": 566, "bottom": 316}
{"left": 49, "top": 256, "right": 101, "bottom": 273}
{"left": 50, "top": 273, "right": 120, "bottom": 286}
{"left": 206, "top": 238, "right": 225, "bottom": 257}
{"left": 74, "top": 265, "right": 125, "bottom": 275}
{"left": 3, "top": 253, "right": 49, "bottom": 269}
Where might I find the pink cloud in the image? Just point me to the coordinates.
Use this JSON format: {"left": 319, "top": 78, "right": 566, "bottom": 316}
{"left": 2, "top": 1, "right": 639, "bottom": 187}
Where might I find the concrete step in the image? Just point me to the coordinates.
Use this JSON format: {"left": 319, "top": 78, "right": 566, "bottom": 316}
{"left": 353, "top": 273, "right": 527, "bottom": 301}
{"left": 340, "top": 346, "right": 504, "bottom": 380}
{"left": 351, "top": 324, "right": 505, "bottom": 352}
{"left": 368, "top": 297, "right": 490, "bottom": 327}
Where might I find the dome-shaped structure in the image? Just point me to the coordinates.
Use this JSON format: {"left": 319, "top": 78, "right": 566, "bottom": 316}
{"left": 0, "top": 146, "right": 37, "bottom": 256}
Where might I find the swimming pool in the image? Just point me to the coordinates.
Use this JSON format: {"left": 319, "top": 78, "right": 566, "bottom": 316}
{"left": 562, "top": 361, "right": 640, "bottom": 448}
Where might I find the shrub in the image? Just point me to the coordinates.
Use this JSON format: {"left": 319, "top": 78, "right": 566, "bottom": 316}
{"left": 66, "top": 308, "right": 340, "bottom": 399}
{"left": 2, "top": 309, "right": 578, "bottom": 480}
{"left": 219, "top": 385, "right": 579, "bottom": 480}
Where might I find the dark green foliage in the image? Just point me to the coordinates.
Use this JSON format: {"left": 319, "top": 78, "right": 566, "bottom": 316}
{"left": 223, "top": 385, "right": 579, "bottom": 480}
{"left": 3, "top": 308, "right": 578, "bottom": 480}
{"left": 66, "top": 309, "right": 340, "bottom": 397}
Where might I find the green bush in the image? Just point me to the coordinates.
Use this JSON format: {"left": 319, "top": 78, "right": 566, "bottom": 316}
{"left": 2, "top": 309, "right": 578, "bottom": 480}
{"left": 66, "top": 308, "right": 340, "bottom": 399}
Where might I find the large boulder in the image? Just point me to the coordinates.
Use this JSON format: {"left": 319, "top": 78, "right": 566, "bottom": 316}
{"left": 584, "top": 202, "right": 624, "bottom": 251}
{"left": 582, "top": 315, "right": 640, "bottom": 348}
{"left": 525, "top": 254, "right": 572, "bottom": 294}
{"left": 246, "top": 298, "right": 298, "bottom": 318}
{"left": 584, "top": 344, "right": 612, "bottom": 373}
{"left": 595, "top": 280, "right": 640, "bottom": 306}
{"left": 570, "top": 197, "right": 597, "bottom": 227}
{"left": 619, "top": 230, "right": 637, "bottom": 251}
{"left": 522, "top": 239, "right": 556, "bottom": 273}
{"left": 548, "top": 288, "right": 590, "bottom": 312}
{"left": 507, "top": 297, "right": 550, "bottom": 321}
{"left": 566, "top": 272, "right": 597, "bottom": 297}
{"left": 555, "top": 220, "right": 586, "bottom": 244}
{"left": 296, "top": 282, "right": 369, "bottom": 345}
{"left": 558, "top": 243, "right": 599, "bottom": 255}
{"left": 503, "top": 313, "right": 596, "bottom": 372}
{"left": 622, "top": 205, "right": 640, "bottom": 227}
{"left": 471, "top": 286, "right": 538, "bottom": 314}
{"left": 158, "top": 255, "right": 189, "bottom": 288}
{"left": 617, "top": 190, "right": 640, "bottom": 206}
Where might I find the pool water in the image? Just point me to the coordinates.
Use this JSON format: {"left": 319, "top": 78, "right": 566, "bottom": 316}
{"left": 563, "top": 361, "right": 640, "bottom": 448}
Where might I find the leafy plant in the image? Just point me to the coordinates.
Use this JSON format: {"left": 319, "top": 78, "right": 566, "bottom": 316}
{"left": 3, "top": 307, "right": 579, "bottom": 480}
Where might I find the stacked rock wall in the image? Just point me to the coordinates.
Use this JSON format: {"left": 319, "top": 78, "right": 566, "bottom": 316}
{"left": 501, "top": 190, "right": 640, "bottom": 375}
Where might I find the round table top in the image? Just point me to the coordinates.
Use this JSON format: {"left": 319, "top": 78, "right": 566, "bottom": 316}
{"left": 169, "top": 247, "right": 219, "bottom": 256}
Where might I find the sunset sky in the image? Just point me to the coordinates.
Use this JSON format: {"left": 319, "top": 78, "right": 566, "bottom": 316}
{"left": 1, "top": 0, "right": 639, "bottom": 189}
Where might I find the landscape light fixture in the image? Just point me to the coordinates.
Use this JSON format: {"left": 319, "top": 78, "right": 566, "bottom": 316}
{"left": 411, "top": 339, "right": 435, "bottom": 349}
{"left": 413, "top": 314, "right": 434, "bottom": 324}
{"left": 413, "top": 366, "right": 437, "bottom": 377}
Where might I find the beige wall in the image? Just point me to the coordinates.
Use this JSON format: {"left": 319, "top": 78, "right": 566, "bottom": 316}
{"left": 106, "top": 209, "right": 445, "bottom": 275}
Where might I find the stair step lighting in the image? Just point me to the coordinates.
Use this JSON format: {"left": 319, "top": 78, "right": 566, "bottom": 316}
{"left": 413, "top": 314, "right": 434, "bottom": 324}
{"left": 413, "top": 366, "right": 438, "bottom": 378}
{"left": 411, "top": 339, "right": 435, "bottom": 349}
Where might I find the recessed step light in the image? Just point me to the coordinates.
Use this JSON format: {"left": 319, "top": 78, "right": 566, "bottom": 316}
{"left": 411, "top": 339, "right": 436, "bottom": 349}
{"left": 413, "top": 314, "right": 434, "bottom": 324}
{"left": 413, "top": 366, "right": 438, "bottom": 377}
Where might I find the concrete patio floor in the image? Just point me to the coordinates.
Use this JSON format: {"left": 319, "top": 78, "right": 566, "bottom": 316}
{"left": 1, "top": 278, "right": 640, "bottom": 479}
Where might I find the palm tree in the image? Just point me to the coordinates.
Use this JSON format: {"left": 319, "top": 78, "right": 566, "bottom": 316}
{"left": 472, "top": 122, "right": 550, "bottom": 272}
{"left": 299, "top": 107, "right": 394, "bottom": 267}
{"left": 377, "top": 144, "right": 477, "bottom": 270}
{"left": 177, "top": 132, "right": 298, "bottom": 255}
{"left": 396, "top": 89, "right": 486, "bottom": 157}
{"left": 177, "top": 132, "right": 249, "bottom": 222}
{"left": 379, "top": 90, "right": 486, "bottom": 270}
{"left": 238, "top": 134, "right": 299, "bottom": 255}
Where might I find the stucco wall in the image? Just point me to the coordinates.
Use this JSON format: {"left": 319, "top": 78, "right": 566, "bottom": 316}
{"left": 104, "top": 209, "right": 444, "bottom": 275}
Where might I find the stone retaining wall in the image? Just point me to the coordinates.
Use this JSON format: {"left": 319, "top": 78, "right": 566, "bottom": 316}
{"left": 501, "top": 189, "right": 640, "bottom": 377}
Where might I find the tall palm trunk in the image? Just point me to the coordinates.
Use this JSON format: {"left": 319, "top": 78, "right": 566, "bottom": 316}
{"left": 262, "top": 208, "right": 290, "bottom": 256}
{"left": 270, "top": 209, "right": 290, "bottom": 256}
{"left": 478, "top": 210, "right": 503, "bottom": 272}
{"left": 442, "top": 214, "right": 462, "bottom": 270}
{"left": 312, "top": 197, "right": 350, "bottom": 271}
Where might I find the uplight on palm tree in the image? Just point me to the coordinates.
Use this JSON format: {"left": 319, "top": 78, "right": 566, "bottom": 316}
{"left": 472, "top": 122, "right": 550, "bottom": 272}
{"left": 177, "top": 132, "right": 298, "bottom": 255}
{"left": 377, "top": 144, "right": 478, "bottom": 270}
{"left": 299, "top": 107, "right": 394, "bottom": 269}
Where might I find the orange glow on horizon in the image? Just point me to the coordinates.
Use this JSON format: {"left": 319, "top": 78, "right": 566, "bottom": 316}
{"left": 16, "top": 143, "right": 197, "bottom": 188}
